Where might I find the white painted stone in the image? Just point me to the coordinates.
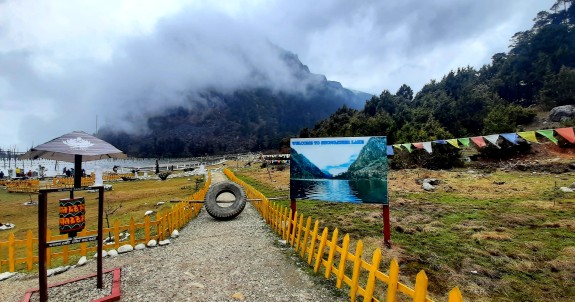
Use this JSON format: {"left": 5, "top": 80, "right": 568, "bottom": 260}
{"left": 560, "top": 187, "right": 574, "bottom": 193}
{"left": 118, "top": 244, "right": 134, "bottom": 254}
{"left": 135, "top": 243, "right": 146, "bottom": 250}
{"left": 278, "top": 240, "right": 287, "bottom": 246}
{"left": 422, "top": 182, "right": 435, "bottom": 191}
{"left": 156, "top": 202, "right": 165, "bottom": 206}
{"left": 94, "top": 250, "right": 108, "bottom": 258}
{"left": 144, "top": 210, "right": 154, "bottom": 216}
{"left": 147, "top": 240, "right": 157, "bottom": 247}
{"left": 0, "top": 272, "right": 16, "bottom": 281}
{"left": 107, "top": 249, "right": 119, "bottom": 257}
{"left": 171, "top": 229, "right": 180, "bottom": 238}
{"left": 77, "top": 256, "right": 87, "bottom": 266}
{"left": 158, "top": 239, "right": 171, "bottom": 246}
{"left": 47, "top": 266, "right": 70, "bottom": 277}
{"left": 104, "top": 184, "right": 113, "bottom": 191}
{"left": 0, "top": 223, "right": 15, "bottom": 230}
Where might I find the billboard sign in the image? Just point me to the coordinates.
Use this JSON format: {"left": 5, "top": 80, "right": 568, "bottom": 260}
{"left": 290, "top": 137, "right": 388, "bottom": 204}
{"left": 59, "top": 197, "right": 86, "bottom": 234}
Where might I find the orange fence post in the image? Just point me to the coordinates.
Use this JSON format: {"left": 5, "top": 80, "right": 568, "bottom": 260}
{"left": 307, "top": 220, "right": 319, "bottom": 264}
{"left": 350, "top": 240, "right": 364, "bottom": 302}
{"left": 294, "top": 214, "right": 304, "bottom": 252}
{"left": 364, "top": 248, "right": 382, "bottom": 302}
{"left": 114, "top": 220, "right": 120, "bottom": 250}
{"left": 300, "top": 217, "right": 312, "bottom": 258}
{"left": 448, "top": 287, "right": 463, "bottom": 302}
{"left": 26, "top": 231, "right": 34, "bottom": 271}
{"left": 387, "top": 259, "right": 400, "bottom": 302}
{"left": 8, "top": 233, "right": 15, "bottom": 272}
{"left": 314, "top": 228, "right": 329, "bottom": 273}
{"left": 413, "top": 271, "right": 429, "bottom": 302}
{"left": 324, "top": 228, "right": 339, "bottom": 278}
{"left": 336, "top": 234, "right": 350, "bottom": 288}
{"left": 129, "top": 217, "right": 136, "bottom": 247}
{"left": 145, "top": 216, "right": 151, "bottom": 243}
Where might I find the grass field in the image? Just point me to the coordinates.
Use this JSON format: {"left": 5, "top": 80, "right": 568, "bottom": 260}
{"left": 0, "top": 175, "right": 204, "bottom": 241}
{"left": 234, "top": 165, "right": 575, "bottom": 302}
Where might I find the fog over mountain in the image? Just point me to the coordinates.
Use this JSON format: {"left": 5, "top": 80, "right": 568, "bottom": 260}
{"left": 0, "top": 0, "right": 554, "bottom": 149}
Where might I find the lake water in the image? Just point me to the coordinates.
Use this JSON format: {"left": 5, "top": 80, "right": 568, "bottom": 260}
{"left": 291, "top": 178, "right": 388, "bottom": 204}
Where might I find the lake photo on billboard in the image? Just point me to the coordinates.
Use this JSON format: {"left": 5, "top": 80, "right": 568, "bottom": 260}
{"left": 290, "top": 136, "right": 388, "bottom": 204}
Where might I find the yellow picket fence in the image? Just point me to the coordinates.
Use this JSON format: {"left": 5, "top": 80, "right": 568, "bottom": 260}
{"left": 0, "top": 173, "right": 211, "bottom": 273}
{"left": 6, "top": 179, "right": 40, "bottom": 193}
{"left": 224, "top": 169, "right": 463, "bottom": 302}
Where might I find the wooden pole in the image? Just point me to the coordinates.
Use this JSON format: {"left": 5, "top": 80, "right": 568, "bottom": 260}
{"left": 38, "top": 192, "right": 48, "bottom": 302}
{"left": 97, "top": 186, "right": 104, "bottom": 288}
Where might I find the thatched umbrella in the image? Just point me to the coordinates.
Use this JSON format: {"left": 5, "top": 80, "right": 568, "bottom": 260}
{"left": 19, "top": 131, "right": 127, "bottom": 188}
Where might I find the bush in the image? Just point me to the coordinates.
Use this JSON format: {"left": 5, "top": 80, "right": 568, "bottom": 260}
{"left": 158, "top": 172, "right": 171, "bottom": 181}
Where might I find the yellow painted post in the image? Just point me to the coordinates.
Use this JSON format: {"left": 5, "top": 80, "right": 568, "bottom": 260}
{"left": 80, "top": 229, "right": 87, "bottom": 256}
{"left": 8, "top": 233, "right": 15, "bottom": 272}
{"left": 63, "top": 244, "right": 69, "bottom": 264}
{"left": 289, "top": 211, "right": 297, "bottom": 246}
{"left": 314, "top": 227, "right": 329, "bottom": 272}
{"left": 413, "top": 271, "right": 429, "bottom": 302}
{"left": 307, "top": 220, "right": 320, "bottom": 264}
{"left": 114, "top": 220, "right": 120, "bottom": 250}
{"left": 448, "top": 287, "right": 463, "bottom": 302}
{"left": 349, "top": 240, "right": 364, "bottom": 302}
{"left": 294, "top": 214, "right": 304, "bottom": 252}
{"left": 46, "top": 229, "right": 52, "bottom": 267}
{"left": 156, "top": 213, "right": 162, "bottom": 241}
{"left": 129, "top": 217, "right": 135, "bottom": 247}
{"left": 363, "top": 248, "right": 382, "bottom": 302}
{"left": 301, "top": 217, "right": 312, "bottom": 258}
{"left": 283, "top": 208, "right": 289, "bottom": 240}
{"left": 324, "top": 228, "right": 339, "bottom": 278}
{"left": 145, "top": 216, "right": 151, "bottom": 242}
{"left": 336, "top": 234, "right": 350, "bottom": 288}
{"left": 387, "top": 259, "right": 400, "bottom": 302}
{"left": 26, "top": 231, "right": 34, "bottom": 271}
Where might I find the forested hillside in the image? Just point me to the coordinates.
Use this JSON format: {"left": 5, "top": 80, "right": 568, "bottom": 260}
{"left": 301, "top": 1, "right": 574, "bottom": 146}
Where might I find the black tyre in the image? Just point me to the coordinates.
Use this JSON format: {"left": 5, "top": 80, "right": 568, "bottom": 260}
{"left": 204, "top": 181, "right": 247, "bottom": 220}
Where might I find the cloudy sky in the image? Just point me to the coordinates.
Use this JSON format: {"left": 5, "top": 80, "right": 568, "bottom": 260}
{"left": 0, "top": 0, "right": 555, "bottom": 150}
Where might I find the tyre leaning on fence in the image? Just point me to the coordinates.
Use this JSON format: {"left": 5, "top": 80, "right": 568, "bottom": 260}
{"left": 204, "top": 181, "right": 247, "bottom": 220}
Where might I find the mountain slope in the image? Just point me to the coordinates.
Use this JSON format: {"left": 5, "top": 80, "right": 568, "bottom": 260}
{"left": 98, "top": 52, "right": 372, "bottom": 157}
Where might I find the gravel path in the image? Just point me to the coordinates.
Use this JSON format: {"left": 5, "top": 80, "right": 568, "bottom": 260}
{"left": 1, "top": 172, "right": 346, "bottom": 301}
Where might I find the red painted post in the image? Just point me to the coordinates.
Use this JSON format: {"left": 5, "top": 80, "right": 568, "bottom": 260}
{"left": 383, "top": 204, "right": 391, "bottom": 248}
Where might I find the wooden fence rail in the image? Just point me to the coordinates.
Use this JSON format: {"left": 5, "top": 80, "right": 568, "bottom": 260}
{"left": 224, "top": 168, "right": 463, "bottom": 302}
{"left": 0, "top": 173, "right": 211, "bottom": 273}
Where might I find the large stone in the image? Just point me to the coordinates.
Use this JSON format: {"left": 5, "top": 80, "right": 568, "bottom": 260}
{"left": 158, "top": 239, "right": 171, "bottom": 246}
{"left": 171, "top": 230, "right": 180, "bottom": 238}
{"left": 94, "top": 250, "right": 108, "bottom": 258}
{"left": 135, "top": 243, "right": 146, "bottom": 250}
{"left": 144, "top": 210, "right": 154, "bottom": 216}
{"left": 147, "top": 240, "right": 157, "bottom": 247}
{"left": 107, "top": 249, "right": 119, "bottom": 257}
{"left": 118, "top": 244, "right": 134, "bottom": 254}
{"left": 77, "top": 256, "right": 87, "bottom": 266}
{"left": 422, "top": 182, "right": 435, "bottom": 191}
{"left": 549, "top": 105, "right": 575, "bottom": 122}
{"left": 47, "top": 266, "right": 70, "bottom": 277}
{"left": 0, "top": 272, "right": 16, "bottom": 281}
{"left": 560, "top": 187, "right": 574, "bottom": 193}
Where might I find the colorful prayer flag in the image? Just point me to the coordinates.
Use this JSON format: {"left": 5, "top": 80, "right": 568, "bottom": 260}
{"left": 412, "top": 143, "right": 424, "bottom": 149}
{"left": 471, "top": 136, "right": 487, "bottom": 148}
{"left": 446, "top": 139, "right": 459, "bottom": 148}
{"left": 483, "top": 134, "right": 500, "bottom": 148}
{"left": 536, "top": 129, "right": 558, "bottom": 144}
{"left": 386, "top": 145, "right": 394, "bottom": 156}
{"left": 422, "top": 142, "right": 432, "bottom": 153}
{"left": 555, "top": 127, "right": 575, "bottom": 143}
{"left": 518, "top": 131, "right": 538, "bottom": 143}
{"left": 501, "top": 133, "right": 519, "bottom": 145}
{"left": 402, "top": 143, "right": 412, "bottom": 152}
{"left": 458, "top": 138, "right": 470, "bottom": 147}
